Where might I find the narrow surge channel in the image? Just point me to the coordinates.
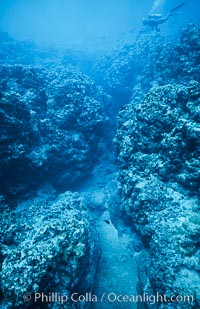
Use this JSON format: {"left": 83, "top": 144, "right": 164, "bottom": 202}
{"left": 77, "top": 157, "right": 137, "bottom": 309}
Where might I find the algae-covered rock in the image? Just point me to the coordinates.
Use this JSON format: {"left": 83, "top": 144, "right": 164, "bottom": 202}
{"left": 0, "top": 64, "right": 110, "bottom": 200}
{"left": 116, "top": 82, "right": 200, "bottom": 192}
{"left": 0, "top": 191, "right": 100, "bottom": 308}
{"left": 115, "top": 81, "right": 200, "bottom": 308}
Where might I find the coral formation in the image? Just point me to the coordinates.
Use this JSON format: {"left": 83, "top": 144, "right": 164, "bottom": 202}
{"left": 1, "top": 20, "right": 200, "bottom": 309}
{"left": 0, "top": 32, "right": 104, "bottom": 309}
{"left": 0, "top": 64, "right": 110, "bottom": 200}
{"left": 115, "top": 81, "right": 200, "bottom": 308}
{"left": 93, "top": 23, "right": 200, "bottom": 110}
{"left": 0, "top": 191, "right": 100, "bottom": 308}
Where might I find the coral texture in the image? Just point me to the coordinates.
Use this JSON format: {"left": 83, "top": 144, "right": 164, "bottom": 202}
{"left": 0, "top": 191, "right": 100, "bottom": 308}
{"left": 0, "top": 64, "right": 110, "bottom": 199}
{"left": 115, "top": 82, "right": 200, "bottom": 308}
{"left": 114, "top": 22, "right": 200, "bottom": 309}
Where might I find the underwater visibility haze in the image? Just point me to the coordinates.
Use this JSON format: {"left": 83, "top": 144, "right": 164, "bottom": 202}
{"left": 0, "top": 0, "right": 199, "bottom": 49}
{"left": 0, "top": 0, "right": 200, "bottom": 308}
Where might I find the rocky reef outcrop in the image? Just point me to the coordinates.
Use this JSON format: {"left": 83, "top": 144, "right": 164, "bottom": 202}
{"left": 93, "top": 23, "right": 200, "bottom": 110}
{"left": 1, "top": 19, "right": 200, "bottom": 309}
{"left": 0, "top": 31, "right": 97, "bottom": 74}
{"left": 0, "top": 191, "right": 100, "bottom": 308}
{"left": 0, "top": 33, "right": 107, "bottom": 308}
{"left": 0, "top": 64, "right": 111, "bottom": 200}
{"left": 115, "top": 82, "right": 200, "bottom": 307}
{"left": 114, "top": 23, "right": 200, "bottom": 309}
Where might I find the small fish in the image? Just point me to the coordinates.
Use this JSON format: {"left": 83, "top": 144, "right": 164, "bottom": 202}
{"left": 104, "top": 219, "right": 110, "bottom": 224}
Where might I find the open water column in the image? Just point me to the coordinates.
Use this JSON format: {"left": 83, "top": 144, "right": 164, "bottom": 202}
{"left": 0, "top": 0, "right": 200, "bottom": 308}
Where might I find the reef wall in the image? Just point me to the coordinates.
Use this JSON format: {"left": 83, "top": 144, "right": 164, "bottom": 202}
{"left": 0, "top": 63, "right": 111, "bottom": 200}
{"left": 115, "top": 24, "right": 200, "bottom": 308}
{"left": 0, "top": 32, "right": 106, "bottom": 308}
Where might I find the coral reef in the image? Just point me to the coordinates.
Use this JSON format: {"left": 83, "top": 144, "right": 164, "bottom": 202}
{"left": 1, "top": 20, "right": 200, "bottom": 309}
{"left": 0, "top": 64, "right": 110, "bottom": 200}
{"left": 93, "top": 23, "right": 200, "bottom": 110}
{"left": 113, "top": 24, "right": 200, "bottom": 308}
{"left": 0, "top": 31, "right": 109, "bottom": 309}
{"left": 0, "top": 191, "right": 100, "bottom": 308}
{"left": 0, "top": 30, "right": 97, "bottom": 74}
{"left": 115, "top": 81, "right": 200, "bottom": 308}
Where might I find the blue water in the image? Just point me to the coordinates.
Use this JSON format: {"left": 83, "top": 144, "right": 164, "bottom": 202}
{"left": 0, "top": 0, "right": 199, "bottom": 49}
